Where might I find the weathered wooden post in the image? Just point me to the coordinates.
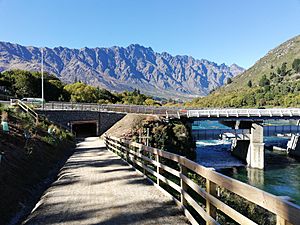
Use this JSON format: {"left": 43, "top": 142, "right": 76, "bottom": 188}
{"left": 206, "top": 169, "right": 217, "bottom": 224}
{"left": 180, "top": 163, "right": 188, "bottom": 207}
{"left": 145, "top": 128, "right": 150, "bottom": 146}
{"left": 139, "top": 144, "right": 146, "bottom": 175}
{"left": 104, "top": 134, "right": 108, "bottom": 150}
{"left": 155, "top": 154, "right": 162, "bottom": 186}
{"left": 276, "top": 196, "right": 293, "bottom": 225}
{"left": 276, "top": 216, "right": 290, "bottom": 225}
{"left": 125, "top": 141, "right": 129, "bottom": 163}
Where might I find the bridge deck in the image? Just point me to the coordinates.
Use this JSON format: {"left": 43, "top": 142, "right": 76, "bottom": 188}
{"left": 23, "top": 138, "right": 188, "bottom": 225}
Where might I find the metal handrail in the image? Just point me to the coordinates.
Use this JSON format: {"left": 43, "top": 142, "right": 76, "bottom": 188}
{"left": 37, "top": 101, "right": 300, "bottom": 119}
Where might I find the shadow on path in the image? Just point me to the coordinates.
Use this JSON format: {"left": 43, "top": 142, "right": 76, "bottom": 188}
{"left": 23, "top": 138, "right": 188, "bottom": 225}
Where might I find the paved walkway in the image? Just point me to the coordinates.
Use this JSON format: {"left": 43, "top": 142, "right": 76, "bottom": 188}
{"left": 23, "top": 137, "right": 189, "bottom": 225}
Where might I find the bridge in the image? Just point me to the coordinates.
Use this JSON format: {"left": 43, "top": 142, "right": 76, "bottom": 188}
{"left": 33, "top": 102, "right": 300, "bottom": 169}
{"left": 186, "top": 108, "right": 300, "bottom": 119}
{"left": 9, "top": 100, "right": 300, "bottom": 169}
{"left": 40, "top": 102, "right": 300, "bottom": 119}
{"left": 10, "top": 99, "right": 300, "bottom": 169}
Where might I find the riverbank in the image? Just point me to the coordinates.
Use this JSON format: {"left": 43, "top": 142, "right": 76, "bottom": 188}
{"left": 0, "top": 107, "right": 75, "bottom": 225}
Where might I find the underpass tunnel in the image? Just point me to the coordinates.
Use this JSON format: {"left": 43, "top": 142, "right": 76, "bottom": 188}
{"left": 71, "top": 121, "right": 98, "bottom": 138}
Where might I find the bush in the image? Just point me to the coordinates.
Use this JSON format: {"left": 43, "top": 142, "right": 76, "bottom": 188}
{"left": 247, "top": 80, "right": 252, "bottom": 88}
{"left": 131, "top": 119, "right": 196, "bottom": 160}
{"left": 292, "top": 58, "right": 300, "bottom": 73}
{"left": 259, "top": 75, "right": 270, "bottom": 87}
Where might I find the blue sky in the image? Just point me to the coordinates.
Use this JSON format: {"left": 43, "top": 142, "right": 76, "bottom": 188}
{"left": 0, "top": 0, "right": 299, "bottom": 68}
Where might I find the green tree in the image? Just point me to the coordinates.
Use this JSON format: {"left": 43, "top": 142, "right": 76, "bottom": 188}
{"left": 64, "top": 82, "right": 98, "bottom": 102}
{"left": 259, "top": 75, "right": 270, "bottom": 87}
{"left": 280, "top": 62, "right": 287, "bottom": 76}
{"left": 13, "top": 71, "right": 39, "bottom": 97}
{"left": 145, "top": 98, "right": 157, "bottom": 105}
{"left": 97, "top": 88, "right": 119, "bottom": 103}
{"left": 292, "top": 59, "right": 300, "bottom": 73}
{"left": 226, "top": 77, "right": 232, "bottom": 84}
{"left": 46, "top": 79, "right": 69, "bottom": 101}
{"left": 247, "top": 80, "right": 252, "bottom": 88}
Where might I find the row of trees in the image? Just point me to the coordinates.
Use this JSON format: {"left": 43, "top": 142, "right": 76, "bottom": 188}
{"left": 186, "top": 58, "right": 300, "bottom": 108}
{"left": 0, "top": 70, "right": 160, "bottom": 105}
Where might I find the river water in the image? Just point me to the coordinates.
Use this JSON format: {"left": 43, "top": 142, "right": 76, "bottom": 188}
{"left": 193, "top": 121, "right": 300, "bottom": 205}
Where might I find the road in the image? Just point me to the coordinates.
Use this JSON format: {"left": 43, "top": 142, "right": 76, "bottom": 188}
{"left": 23, "top": 137, "right": 188, "bottom": 225}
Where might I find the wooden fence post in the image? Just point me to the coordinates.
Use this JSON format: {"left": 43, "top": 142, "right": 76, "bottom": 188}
{"left": 155, "top": 154, "right": 162, "bottom": 186}
{"left": 276, "top": 216, "right": 288, "bottom": 225}
{"left": 104, "top": 135, "right": 108, "bottom": 150}
{"left": 180, "top": 164, "right": 188, "bottom": 207}
{"left": 125, "top": 142, "right": 129, "bottom": 162}
{"left": 206, "top": 171, "right": 217, "bottom": 224}
{"left": 139, "top": 145, "right": 146, "bottom": 175}
{"left": 276, "top": 196, "right": 293, "bottom": 225}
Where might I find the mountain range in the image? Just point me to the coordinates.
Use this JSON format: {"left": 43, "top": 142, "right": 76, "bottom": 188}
{"left": 0, "top": 41, "right": 244, "bottom": 99}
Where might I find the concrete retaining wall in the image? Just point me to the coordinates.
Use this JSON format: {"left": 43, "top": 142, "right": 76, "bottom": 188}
{"left": 37, "top": 110, "right": 125, "bottom": 136}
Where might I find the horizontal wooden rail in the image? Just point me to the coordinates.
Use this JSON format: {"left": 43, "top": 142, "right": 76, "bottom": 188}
{"left": 14, "top": 99, "right": 39, "bottom": 123}
{"left": 105, "top": 135, "right": 300, "bottom": 225}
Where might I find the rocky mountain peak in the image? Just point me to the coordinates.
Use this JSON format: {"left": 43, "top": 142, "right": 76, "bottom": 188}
{"left": 0, "top": 41, "right": 245, "bottom": 99}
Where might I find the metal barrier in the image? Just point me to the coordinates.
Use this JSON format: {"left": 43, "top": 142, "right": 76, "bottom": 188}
{"left": 42, "top": 102, "right": 181, "bottom": 117}
{"left": 105, "top": 135, "right": 300, "bottom": 225}
{"left": 187, "top": 108, "right": 300, "bottom": 119}
{"left": 40, "top": 102, "right": 300, "bottom": 120}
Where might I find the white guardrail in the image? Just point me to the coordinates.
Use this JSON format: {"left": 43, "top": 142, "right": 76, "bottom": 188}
{"left": 186, "top": 108, "right": 300, "bottom": 118}
{"left": 42, "top": 102, "right": 180, "bottom": 117}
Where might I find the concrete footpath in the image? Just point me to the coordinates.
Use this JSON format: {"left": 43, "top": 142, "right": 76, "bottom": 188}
{"left": 23, "top": 137, "right": 189, "bottom": 225}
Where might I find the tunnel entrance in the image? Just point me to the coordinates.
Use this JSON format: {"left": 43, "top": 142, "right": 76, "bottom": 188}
{"left": 72, "top": 121, "right": 98, "bottom": 138}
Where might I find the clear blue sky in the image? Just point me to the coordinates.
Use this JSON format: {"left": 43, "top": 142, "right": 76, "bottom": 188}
{"left": 0, "top": 0, "right": 299, "bottom": 68}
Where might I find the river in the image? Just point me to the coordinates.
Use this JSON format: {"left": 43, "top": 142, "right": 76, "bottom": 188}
{"left": 193, "top": 121, "right": 300, "bottom": 205}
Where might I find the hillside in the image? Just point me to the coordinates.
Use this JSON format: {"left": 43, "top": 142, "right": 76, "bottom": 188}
{"left": 0, "top": 105, "right": 75, "bottom": 224}
{"left": 0, "top": 42, "right": 244, "bottom": 100}
{"left": 186, "top": 35, "right": 300, "bottom": 108}
{"left": 223, "top": 35, "right": 300, "bottom": 91}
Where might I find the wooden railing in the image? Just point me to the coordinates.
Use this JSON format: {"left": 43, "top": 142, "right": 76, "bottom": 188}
{"left": 12, "top": 100, "right": 74, "bottom": 135}
{"left": 13, "top": 99, "right": 39, "bottom": 123}
{"left": 105, "top": 135, "right": 300, "bottom": 225}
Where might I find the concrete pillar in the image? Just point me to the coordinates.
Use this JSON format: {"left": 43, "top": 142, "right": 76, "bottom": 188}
{"left": 247, "top": 168, "right": 264, "bottom": 186}
{"left": 287, "top": 134, "right": 300, "bottom": 158}
{"left": 231, "top": 121, "right": 264, "bottom": 169}
{"left": 247, "top": 123, "right": 264, "bottom": 169}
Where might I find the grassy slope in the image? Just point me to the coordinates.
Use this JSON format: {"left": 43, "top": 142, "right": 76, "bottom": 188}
{"left": 0, "top": 106, "right": 75, "bottom": 224}
{"left": 224, "top": 35, "right": 300, "bottom": 92}
{"left": 185, "top": 35, "right": 300, "bottom": 108}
